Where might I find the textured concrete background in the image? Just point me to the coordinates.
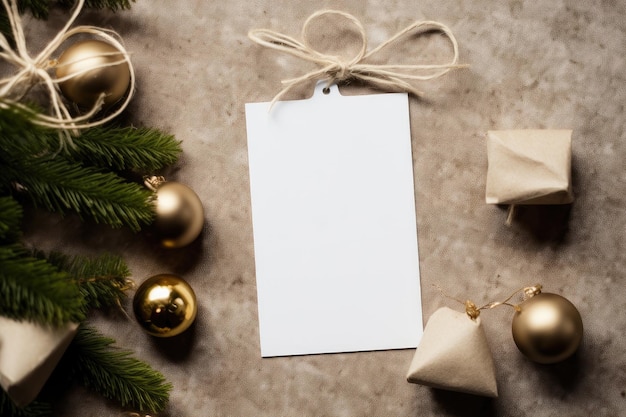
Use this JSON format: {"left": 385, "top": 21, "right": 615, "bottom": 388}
{"left": 22, "top": 0, "right": 626, "bottom": 415}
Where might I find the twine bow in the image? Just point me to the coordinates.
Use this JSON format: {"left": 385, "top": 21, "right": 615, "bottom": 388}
{"left": 248, "top": 10, "right": 466, "bottom": 105}
{"left": 0, "top": 0, "right": 135, "bottom": 137}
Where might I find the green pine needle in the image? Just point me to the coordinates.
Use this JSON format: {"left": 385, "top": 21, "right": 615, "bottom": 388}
{"left": 0, "top": 390, "right": 52, "bottom": 417}
{"left": 0, "top": 196, "right": 23, "bottom": 241}
{"left": 0, "top": 106, "right": 177, "bottom": 232}
{"left": 67, "top": 325, "right": 172, "bottom": 413}
{"left": 16, "top": 0, "right": 49, "bottom": 18}
{"left": 14, "top": 0, "right": 134, "bottom": 19}
{"left": 0, "top": 245, "right": 85, "bottom": 325}
{"left": 4, "top": 156, "right": 154, "bottom": 232}
{"left": 59, "top": 0, "right": 134, "bottom": 12}
{"left": 63, "top": 126, "right": 182, "bottom": 172}
{"left": 44, "top": 252, "right": 132, "bottom": 310}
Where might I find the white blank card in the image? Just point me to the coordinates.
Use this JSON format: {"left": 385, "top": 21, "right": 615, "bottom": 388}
{"left": 245, "top": 83, "right": 422, "bottom": 357}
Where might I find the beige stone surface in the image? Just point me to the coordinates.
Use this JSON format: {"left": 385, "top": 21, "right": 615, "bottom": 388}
{"left": 21, "top": 0, "right": 626, "bottom": 416}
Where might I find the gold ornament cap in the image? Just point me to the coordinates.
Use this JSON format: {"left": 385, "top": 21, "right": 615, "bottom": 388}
{"left": 132, "top": 274, "right": 198, "bottom": 337}
{"left": 511, "top": 287, "right": 583, "bottom": 364}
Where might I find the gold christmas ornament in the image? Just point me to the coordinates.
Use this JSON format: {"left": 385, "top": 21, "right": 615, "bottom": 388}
{"left": 146, "top": 176, "right": 204, "bottom": 248}
{"left": 511, "top": 286, "right": 583, "bottom": 364}
{"left": 56, "top": 39, "right": 131, "bottom": 108}
{"left": 132, "top": 274, "right": 197, "bottom": 337}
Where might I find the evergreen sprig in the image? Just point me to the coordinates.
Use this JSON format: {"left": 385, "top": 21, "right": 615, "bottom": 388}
{"left": 3, "top": 156, "right": 154, "bottom": 231}
{"left": 0, "top": 245, "right": 85, "bottom": 325}
{"left": 45, "top": 252, "right": 132, "bottom": 310}
{"left": 0, "top": 1, "right": 134, "bottom": 40}
{"left": 15, "top": 0, "right": 134, "bottom": 19}
{"left": 0, "top": 106, "right": 182, "bottom": 232}
{"left": 61, "top": 126, "right": 182, "bottom": 172}
{"left": 66, "top": 325, "right": 172, "bottom": 413}
{"left": 0, "top": 196, "right": 22, "bottom": 241}
{"left": 59, "top": 0, "right": 134, "bottom": 12}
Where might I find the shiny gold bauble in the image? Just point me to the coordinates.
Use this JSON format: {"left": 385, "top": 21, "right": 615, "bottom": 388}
{"left": 56, "top": 39, "right": 131, "bottom": 108}
{"left": 512, "top": 292, "right": 583, "bottom": 364}
{"left": 153, "top": 181, "right": 204, "bottom": 248}
{"left": 133, "top": 274, "right": 197, "bottom": 337}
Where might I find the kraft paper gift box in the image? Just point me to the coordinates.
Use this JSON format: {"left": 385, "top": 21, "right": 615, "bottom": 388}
{"left": 406, "top": 307, "right": 498, "bottom": 398}
{"left": 0, "top": 316, "right": 78, "bottom": 407}
{"left": 486, "top": 130, "right": 574, "bottom": 205}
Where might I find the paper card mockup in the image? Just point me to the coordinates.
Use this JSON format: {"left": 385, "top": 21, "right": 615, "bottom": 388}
{"left": 245, "top": 83, "right": 422, "bottom": 357}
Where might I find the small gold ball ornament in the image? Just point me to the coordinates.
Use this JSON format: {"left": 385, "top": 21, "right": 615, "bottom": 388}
{"left": 150, "top": 179, "right": 204, "bottom": 248}
{"left": 56, "top": 39, "right": 131, "bottom": 108}
{"left": 512, "top": 289, "right": 583, "bottom": 364}
{"left": 133, "top": 274, "right": 197, "bottom": 337}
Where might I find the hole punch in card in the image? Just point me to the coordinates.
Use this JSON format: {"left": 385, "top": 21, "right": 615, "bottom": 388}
{"left": 245, "top": 83, "right": 423, "bottom": 357}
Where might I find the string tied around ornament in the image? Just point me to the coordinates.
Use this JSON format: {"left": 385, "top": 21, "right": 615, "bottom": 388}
{"left": 248, "top": 9, "right": 468, "bottom": 107}
{"left": 432, "top": 283, "right": 544, "bottom": 320}
{"left": 0, "top": 0, "right": 135, "bottom": 142}
{"left": 432, "top": 283, "right": 583, "bottom": 365}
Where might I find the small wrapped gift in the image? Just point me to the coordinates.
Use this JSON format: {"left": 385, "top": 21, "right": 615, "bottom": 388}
{"left": 0, "top": 316, "right": 78, "bottom": 407}
{"left": 486, "top": 130, "right": 574, "bottom": 205}
{"left": 406, "top": 307, "right": 498, "bottom": 397}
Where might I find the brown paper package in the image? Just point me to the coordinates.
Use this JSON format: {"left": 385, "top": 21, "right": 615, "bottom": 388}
{"left": 0, "top": 316, "right": 78, "bottom": 407}
{"left": 486, "top": 130, "right": 574, "bottom": 205}
{"left": 406, "top": 307, "right": 498, "bottom": 398}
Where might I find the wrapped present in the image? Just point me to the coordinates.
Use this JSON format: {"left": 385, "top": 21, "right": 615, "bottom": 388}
{"left": 406, "top": 307, "right": 498, "bottom": 397}
{"left": 0, "top": 316, "right": 78, "bottom": 407}
{"left": 486, "top": 130, "right": 574, "bottom": 205}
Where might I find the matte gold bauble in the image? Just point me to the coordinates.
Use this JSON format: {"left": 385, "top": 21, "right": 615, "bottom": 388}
{"left": 133, "top": 274, "right": 197, "bottom": 337}
{"left": 153, "top": 181, "right": 204, "bottom": 248}
{"left": 512, "top": 292, "right": 583, "bottom": 364}
{"left": 56, "top": 39, "right": 130, "bottom": 108}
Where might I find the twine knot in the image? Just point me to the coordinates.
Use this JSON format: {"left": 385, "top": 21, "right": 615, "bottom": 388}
{"left": 0, "top": 0, "right": 135, "bottom": 142}
{"left": 24, "top": 61, "right": 39, "bottom": 79}
{"left": 248, "top": 10, "right": 467, "bottom": 106}
{"left": 332, "top": 60, "right": 350, "bottom": 81}
{"left": 465, "top": 300, "right": 481, "bottom": 320}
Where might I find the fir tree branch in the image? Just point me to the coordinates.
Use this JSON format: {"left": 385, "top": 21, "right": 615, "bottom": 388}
{"left": 0, "top": 107, "right": 48, "bottom": 159}
{"left": 13, "top": 0, "right": 133, "bottom": 19}
{"left": 4, "top": 156, "right": 154, "bottom": 231}
{"left": 1, "top": 107, "right": 163, "bottom": 232}
{"left": 0, "top": 390, "right": 52, "bottom": 417}
{"left": 66, "top": 325, "right": 172, "bottom": 413}
{"left": 58, "top": 0, "right": 134, "bottom": 12}
{"left": 0, "top": 196, "right": 22, "bottom": 241}
{"left": 61, "top": 126, "right": 182, "bottom": 172}
{"left": 16, "top": 0, "right": 49, "bottom": 18}
{"left": 0, "top": 106, "right": 182, "bottom": 173}
{"left": 44, "top": 252, "right": 133, "bottom": 310}
{"left": 0, "top": 245, "right": 85, "bottom": 325}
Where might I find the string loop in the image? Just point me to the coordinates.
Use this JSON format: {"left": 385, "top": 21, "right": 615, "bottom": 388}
{"left": 248, "top": 10, "right": 467, "bottom": 106}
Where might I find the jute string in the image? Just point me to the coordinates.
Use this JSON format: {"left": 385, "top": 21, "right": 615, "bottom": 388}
{"left": 248, "top": 10, "right": 467, "bottom": 106}
{"left": 0, "top": 0, "right": 135, "bottom": 141}
{"left": 433, "top": 283, "right": 543, "bottom": 320}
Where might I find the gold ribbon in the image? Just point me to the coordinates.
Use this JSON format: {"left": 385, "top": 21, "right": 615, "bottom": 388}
{"left": 248, "top": 10, "right": 466, "bottom": 105}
